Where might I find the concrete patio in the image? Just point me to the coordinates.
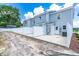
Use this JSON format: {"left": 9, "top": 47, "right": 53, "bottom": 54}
{"left": 34, "top": 35, "right": 68, "bottom": 47}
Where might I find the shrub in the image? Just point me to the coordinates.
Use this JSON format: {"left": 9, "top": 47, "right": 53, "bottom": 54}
{"left": 15, "top": 22, "right": 21, "bottom": 27}
{"left": 75, "top": 33, "right": 79, "bottom": 39}
{"left": 0, "top": 21, "right": 7, "bottom": 27}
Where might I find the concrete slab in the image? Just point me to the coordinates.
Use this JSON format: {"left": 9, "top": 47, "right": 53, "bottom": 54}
{"left": 34, "top": 35, "right": 68, "bottom": 47}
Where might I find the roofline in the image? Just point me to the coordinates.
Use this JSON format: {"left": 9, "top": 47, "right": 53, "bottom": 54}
{"left": 24, "top": 6, "right": 74, "bottom": 21}
{"left": 54, "top": 6, "right": 73, "bottom": 13}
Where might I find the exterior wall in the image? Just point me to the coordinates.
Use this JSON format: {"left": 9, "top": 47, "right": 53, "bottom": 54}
{"left": 34, "top": 14, "right": 46, "bottom": 26}
{"left": 50, "top": 23, "right": 55, "bottom": 35}
{"left": 23, "top": 18, "right": 34, "bottom": 27}
{"left": 49, "top": 12, "right": 56, "bottom": 23}
{"left": 48, "top": 8, "right": 73, "bottom": 36}
{"left": 23, "top": 7, "right": 73, "bottom": 37}
{"left": 67, "top": 22, "right": 73, "bottom": 47}
{"left": 23, "top": 20, "right": 27, "bottom": 26}
{"left": 46, "top": 12, "right": 49, "bottom": 23}
{"left": 22, "top": 7, "right": 74, "bottom": 47}
{"left": 24, "top": 20, "right": 31, "bottom": 27}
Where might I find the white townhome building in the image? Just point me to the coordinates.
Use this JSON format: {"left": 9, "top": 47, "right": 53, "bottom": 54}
{"left": 23, "top": 6, "right": 74, "bottom": 47}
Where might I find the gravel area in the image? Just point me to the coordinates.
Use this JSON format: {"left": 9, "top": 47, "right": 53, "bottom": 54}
{"left": 0, "top": 31, "right": 79, "bottom": 56}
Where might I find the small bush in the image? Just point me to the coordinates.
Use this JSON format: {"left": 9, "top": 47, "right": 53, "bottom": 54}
{"left": 0, "top": 21, "right": 7, "bottom": 27}
{"left": 75, "top": 33, "right": 79, "bottom": 40}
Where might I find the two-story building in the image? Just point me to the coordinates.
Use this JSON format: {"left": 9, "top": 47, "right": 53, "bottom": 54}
{"left": 23, "top": 6, "right": 74, "bottom": 37}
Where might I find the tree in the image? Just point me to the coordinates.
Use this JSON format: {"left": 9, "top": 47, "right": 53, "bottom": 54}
{"left": 0, "top": 21, "right": 7, "bottom": 27}
{"left": 0, "top": 5, "right": 21, "bottom": 27}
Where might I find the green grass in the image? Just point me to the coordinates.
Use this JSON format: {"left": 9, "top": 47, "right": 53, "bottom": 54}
{"left": 73, "top": 28, "right": 79, "bottom": 34}
{"left": 73, "top": 28, "right": 79, "bottom": 41}
{"left": 74, "top": 31, "right": 79, "bottom": 34}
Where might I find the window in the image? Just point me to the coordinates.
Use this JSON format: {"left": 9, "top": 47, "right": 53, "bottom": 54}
{"left": 63, "top": 25, "right": 66, "bottom": 29}
{"left": 77, "top": 13, "right": 79, "bottom": 16}
{"left": 56, "top": 27, "right": 58, "bottom": 30}
{"left": 39, "top": 16, "right": 41, "bottom": 19}
{"left": 57, "top": 14, "right": 60, "bottom": 19}
{"left": 33, "top": 20, "right": 35, "bottom": 25}
{"left": 62, "top": 32, "right": 67, "bottom": 37}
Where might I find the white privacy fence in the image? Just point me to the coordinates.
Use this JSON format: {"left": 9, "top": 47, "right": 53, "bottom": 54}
{"left": 33, "top": 26, "right": 45, "bottom": 36}
{"left": 0, "top": 26, "right": 45, "bottom": 37}
{"left": 0, "top": 26, "right": 72, "bottom": 48}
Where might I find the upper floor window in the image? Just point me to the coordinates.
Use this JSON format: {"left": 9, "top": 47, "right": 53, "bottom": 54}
{"left": 39, "top": 16, "right": 41, "bottom": 19}
{"left": 56, "top": 27, "right": 58, "bottom": 30}
{"left": 63, "top": 25, "right": 66, "bottom": 29}
{"left": 57, "top": 14, "right": 60, "bottom": 19}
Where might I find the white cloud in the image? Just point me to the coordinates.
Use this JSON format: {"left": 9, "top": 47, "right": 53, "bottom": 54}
{"left": 64, "top": 3, "right": 74, "bottom": 8}
{"left": 33, "top": 6, "right": 44, "bottom": 16}
{"left": 23, "top": 6, "right": 44, "bottom": 20}
{"left": 24, "top": 12, "right": 34, "bottom": 19}
{"left": 47, "top": 4, "right": 62, "bottom": 11}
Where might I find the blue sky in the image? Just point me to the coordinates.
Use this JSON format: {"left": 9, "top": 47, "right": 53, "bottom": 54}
{"left": 2, "top": 3, "right": 79, "bottom": 27}
{"left": 7, "top": 3, "right": 53, "bottom": 19}
{"left": 4, "top": 3, "right": 64, "bottom": 20}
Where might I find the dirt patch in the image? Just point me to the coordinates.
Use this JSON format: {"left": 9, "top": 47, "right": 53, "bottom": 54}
{"left": 0, "top": 32, "right": 79, "bottom": 56}
{"left": 70, "top": 33, "right": 79, "bottom": 53}
{"left": 0, "top": 35, "right": 6, "bottom": 55}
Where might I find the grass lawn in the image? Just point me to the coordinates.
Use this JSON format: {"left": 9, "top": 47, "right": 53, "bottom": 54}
{"left": 73, "top": 28, "right": 79, "bottom": 34}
